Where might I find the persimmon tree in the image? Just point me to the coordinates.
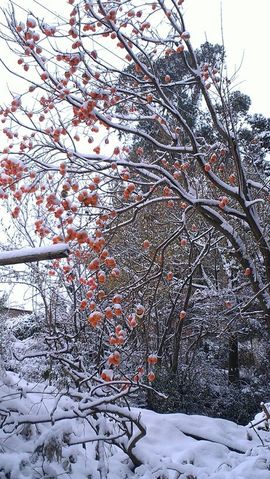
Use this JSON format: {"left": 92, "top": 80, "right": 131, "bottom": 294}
{"left": 0, "top": 0, "right": 269, "bottom": 458}
{"left": 0, "top": 0, "right": 269, "bottom": 360}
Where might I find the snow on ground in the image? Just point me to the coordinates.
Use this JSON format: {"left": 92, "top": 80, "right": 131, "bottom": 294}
{"left": 133, "top": 409, "right": 270, "bottom": 478}
{"left": 0, "top": 371, "right": 270, "bottom": 478}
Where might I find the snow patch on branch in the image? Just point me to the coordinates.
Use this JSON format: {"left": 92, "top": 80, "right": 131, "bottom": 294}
{"left": 0, "top": 243, "right": 69, "bottom": 266}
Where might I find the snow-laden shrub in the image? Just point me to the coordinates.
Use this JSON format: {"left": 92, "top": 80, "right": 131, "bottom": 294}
{"left": 0, "top": 371, "right": 146, "bottom": 478}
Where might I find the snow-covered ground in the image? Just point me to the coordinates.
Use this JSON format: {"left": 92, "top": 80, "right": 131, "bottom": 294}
{"left": 0, "top": 371, "right": 270, "bottom": 478}
{"left": 134, "top": 409, "right": 270, "bottom": 478}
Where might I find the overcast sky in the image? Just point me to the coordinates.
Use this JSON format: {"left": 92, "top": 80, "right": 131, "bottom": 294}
{"left": 185, "top": 0, "right": 270, "bottom": 116}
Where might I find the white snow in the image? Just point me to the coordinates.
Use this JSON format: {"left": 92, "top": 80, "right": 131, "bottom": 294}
{"left": 0, "top": 243, "right": 69, "bottom": 265}
{"left": 0, "top": 372, "right": 270, "bottom": 478}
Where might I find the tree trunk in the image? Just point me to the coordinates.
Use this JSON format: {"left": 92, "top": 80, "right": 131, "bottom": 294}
{"left": 228, "top": 333, "right": 240, "bottom": 384}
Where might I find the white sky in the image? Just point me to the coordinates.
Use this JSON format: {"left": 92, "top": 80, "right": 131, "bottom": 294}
{"left": 184, "top": 0, "right": 270, "bottom": 116}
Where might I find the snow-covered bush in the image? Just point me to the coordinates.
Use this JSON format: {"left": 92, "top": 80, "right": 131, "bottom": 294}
{"left": 0, "top": 371, "right": 147, "bottom": 477}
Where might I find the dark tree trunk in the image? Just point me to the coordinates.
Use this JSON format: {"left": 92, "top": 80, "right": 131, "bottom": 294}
{"left": 228, "top": 333, "right": 240, "bottom": 384}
